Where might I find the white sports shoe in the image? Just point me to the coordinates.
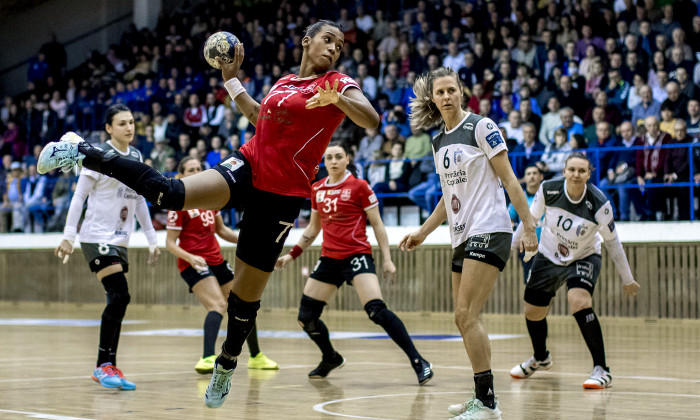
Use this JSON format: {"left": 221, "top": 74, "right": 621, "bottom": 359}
{"left": 583, "top": 365, "right": 612, "bottom": 389}
{"left": 448, "top": 397, "right": 502, "bottom": 420}
{"left": 37, "top": 131, "right": 85, "bottom": 174}
{"left": 510, "top": 353, "right": 553, "bottom": 379}
{"left": 204, "top": 360, "right": 235, "bottom": 408}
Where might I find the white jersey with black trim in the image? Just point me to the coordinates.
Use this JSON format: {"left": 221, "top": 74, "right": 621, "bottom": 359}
{"left": 529, "top": 179, "right": 614, "bottom": 265}
{"left": 431, "top": 112, "right": 512, "bottom": 248}
{"left": 76, "top": 142, "right": 147, "bottom": 247}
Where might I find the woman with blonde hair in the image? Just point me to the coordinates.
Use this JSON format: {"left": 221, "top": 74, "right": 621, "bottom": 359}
{"left": 399, "top": 67, "right": 538, "bottom": 420}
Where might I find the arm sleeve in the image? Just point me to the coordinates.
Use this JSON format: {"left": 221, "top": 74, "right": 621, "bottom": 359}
{"left": 62, "top": 172, "right": 97, "bottom": 242}
{"left": 596, "top": 201, "right": 635, "bottom": 285}
{"left": 134, "top": 196, "right": 157, "bottom": 245}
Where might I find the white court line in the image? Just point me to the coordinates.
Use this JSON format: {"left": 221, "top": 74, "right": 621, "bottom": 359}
{"left": 0, "top": 409, "right": 95, "bottom": 420}
{"left": 313, "top": 390, "right": 700, "bottom": 420}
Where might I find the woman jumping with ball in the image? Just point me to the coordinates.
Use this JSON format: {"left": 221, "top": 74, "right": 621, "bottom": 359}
{"left": 38, "top": 20, "right": 379, "bottom": 409}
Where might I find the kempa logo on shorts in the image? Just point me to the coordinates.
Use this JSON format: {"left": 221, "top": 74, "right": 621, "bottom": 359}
{"left": 469, "top": 251, "right": 486, "bottom": 258}
{"left": 580, "top": 279, "right": 593, "bottom": 288}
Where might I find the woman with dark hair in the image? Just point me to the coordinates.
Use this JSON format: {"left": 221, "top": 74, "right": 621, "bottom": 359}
{"left": 510, "top": 152, "right": 639, "bottom": 389}
{"left": 38, "top": 20, "right": 379, "bottom": 408}
{"left": 54, "top": 104, "right": 160, "bottom": 390}
{"left": 165, "top": 156, "right": 278, "bottom": 375}
{"left": 276, "top": 143, "right": 433, "bottom": 384}
{"left": 400, "top": 67, "right": 538, "bottom": 420}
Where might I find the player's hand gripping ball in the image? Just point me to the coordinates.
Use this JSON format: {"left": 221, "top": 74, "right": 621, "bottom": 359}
{"left": 203, "top": 31, "right": 240, "bottom": 69}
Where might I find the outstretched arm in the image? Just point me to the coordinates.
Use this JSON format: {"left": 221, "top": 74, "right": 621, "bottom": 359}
{"left": 398, "top": 196, "right": 446, "bottom": 252}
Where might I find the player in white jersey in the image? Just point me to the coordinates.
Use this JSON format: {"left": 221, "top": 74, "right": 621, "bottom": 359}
{"left": 510, "top": 152, "right": 640, "bottom": 389}
{"left": 399, "top": 67, "right": 538, "bottom": 420}
{"left": 54, "top": 104, "right": 160, "bottom": 390}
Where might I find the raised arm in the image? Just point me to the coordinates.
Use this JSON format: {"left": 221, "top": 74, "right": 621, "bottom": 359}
{"left": 275, "top": 210, "right": 323, "bottom": 270}
{"left": 217, "top": 45, "right": 261, "bottom": 127}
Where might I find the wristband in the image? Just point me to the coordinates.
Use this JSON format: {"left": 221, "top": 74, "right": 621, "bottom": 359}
{"left": 224, "top": 78, "right": 246, "bottom": 99}
{"left": 289, "top": 245, "right": 303, "bottom": 260}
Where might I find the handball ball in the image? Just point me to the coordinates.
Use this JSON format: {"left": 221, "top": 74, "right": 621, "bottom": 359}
{"left": 204, "top": 31, "right": 239, "bottom": 69}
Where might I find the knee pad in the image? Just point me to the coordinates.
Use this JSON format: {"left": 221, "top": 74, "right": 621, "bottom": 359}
{"left": 226, "top": 292, "right": 260, "bottom": 335}
{"left": 364, "top": 299, "right": 389, "bottom": 325}
{"left": 142, "top": 176, "right": 185, "bottom": 210}
{"left": 101, "top": 272, "right": 130, "bottom": 321}
{"left": 298, "top": 295, "right": 326, "bottom": 333}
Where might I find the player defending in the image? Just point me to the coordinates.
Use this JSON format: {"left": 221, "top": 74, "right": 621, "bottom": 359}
{"left": 510, "top": 152, "right": 640, "bottom": 388}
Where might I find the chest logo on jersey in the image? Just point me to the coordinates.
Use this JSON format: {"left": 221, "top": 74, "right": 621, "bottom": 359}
{"left": 558, "top": 243, "right": 570, "bottom": 257}
{"left": 220, "top": 156, "right": 244, "bottom": 172}
{"left": 280, "top": 83, "right": 317, "bottom": 95}
{"left": 341, "top": 188, "right": 352, "bottom": 201}
{"left": 451, "top": 194, "right": 461, "bottom": 214}
{"left": 327, "top": 189, "right": 341, "bottom": 195}
{"left": 130, "top": 151, "right": 139, "bottom": 159}
{"left": 119, "top": 206, "right": 128, "bottom": 223}
{"left": 586, "top": 201, "right": 593, "bottom": 210}
{"left": 463, "top": 123, "right": 474, "bottom": 130}
{"left": 316, "top": 191, "right": 326, "bottom": 202}
{"left": 453, "top": 150, "right": 465, "bottom": 165}
{"left": 187, "top": 209, "right": 201, "bottom": 218}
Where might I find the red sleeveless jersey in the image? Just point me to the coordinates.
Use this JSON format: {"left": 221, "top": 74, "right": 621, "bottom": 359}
{"left": 166, "top": 209, "right": 224, "bottom": 272}
{"left": 311, "top": 172, "right": 378, "bottom": 259}
{"left": 240, "top": 71, "right": 360, "bottom": 198}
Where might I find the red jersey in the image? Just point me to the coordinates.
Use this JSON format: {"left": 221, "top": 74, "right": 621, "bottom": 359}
{"left": 240, "top": 71, "right": 360, "bottom": 198}
{"left": 166, "top": 209, "right": 224, "bottom": 272}
{"left": 311, "top": 172, "right": 378, "bottom": 259}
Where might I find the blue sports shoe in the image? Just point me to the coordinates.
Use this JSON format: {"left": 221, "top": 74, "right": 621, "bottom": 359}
{"left": 204, "top": 359, "right": 236, "bottom": 408}
{"left": 113, "top": 366, "right": 136, "bottom": 390}
{"left": 91, "top": 363, "right": 122, "bottom": 388}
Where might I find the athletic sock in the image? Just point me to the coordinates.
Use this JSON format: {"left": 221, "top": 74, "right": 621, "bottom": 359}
{"left": 220, "top": 292, "right": 260, "bottom": 369}
{"left": 97, "top": 312, "right": 121, "bottom": 366}
{"left": 203, "top": 311, "right": 223, "bottom": 358}
{"left": 246, "top": 322, "right": 260, "bottom": 357}
{"left": 474, "top": 370, "right": 496, "bottom": 409}
{"left": 573, "top": 308, "right": 608, "bottom": 370}
{"left": 526, "top": 318, "right": 549, "bottom": 361}
{"left": 379, "top": 310, "right": 422, "bottom": 362}
{"left": 308, "top": 318, "right": 336, "bottom": 359}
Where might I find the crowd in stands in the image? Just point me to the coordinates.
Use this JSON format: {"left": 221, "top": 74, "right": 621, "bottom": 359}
{"left": 2, "top": 0, "right": 700, "bottom": 233}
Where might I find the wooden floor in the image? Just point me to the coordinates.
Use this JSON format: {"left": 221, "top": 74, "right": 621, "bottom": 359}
{"left": 0, "top": 302, "right": 698, "bottom": 420}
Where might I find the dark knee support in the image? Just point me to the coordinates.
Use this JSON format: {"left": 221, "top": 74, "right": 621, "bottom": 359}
{"left": 80, "top": 143, "right": 185, "bottom": 210}
{"left": 364, "top": 299, "right": 389, "bottom": 325}
{"left": 101, "top": 272, "right": 130, "bottom": 322}
{"left": 298, "top": 295, "right": 326, "bottom": 334}
{"left": 223, "top": 292, "right": 260, "bottom": 357}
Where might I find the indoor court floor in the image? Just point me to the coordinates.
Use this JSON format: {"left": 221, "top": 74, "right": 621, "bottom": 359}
{"left": 0, "top": 302, "right": 698, "bottom": 420}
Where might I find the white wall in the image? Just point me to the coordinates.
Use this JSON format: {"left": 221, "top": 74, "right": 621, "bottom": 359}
{"left": 0, "top": 0, "right": 133, "bottom": 96}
